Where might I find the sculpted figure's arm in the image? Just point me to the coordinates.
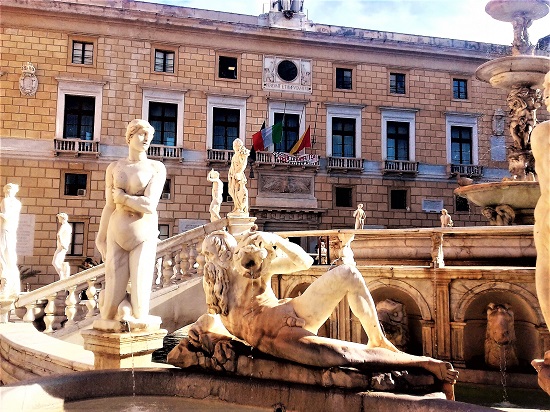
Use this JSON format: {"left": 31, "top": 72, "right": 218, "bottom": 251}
{"left": 248, "top": 232, "right": 314, "bottom": 274}
{"left": 112, "top": 163, "right": 167, "bottom": 215}
{"left": 96, "top": 163, "right": 116, "bottom": 260}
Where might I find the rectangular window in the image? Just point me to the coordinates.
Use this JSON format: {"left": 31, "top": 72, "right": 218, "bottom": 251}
{"left": 335, "top": 187, "right": 353, "bottom": 208}
{"left": 154, "top": 49, "right": 175, "bottom": 73}
{"left": 63, "top": 95, "right": 95, "bottom": 140}
{"left": 68, "top": 222, "right": 84, "bottom": 256}
{"left": 72, "top": 41, "right": 94, "bottom": 65}
{"left": 456, "top": 195, "right": 469, "bottom": 212}
{"left": 222, "top": 181, "right": 232, "bottom": 203}
{"left": 335, "top": 68, "right": 353, "bottom": 90}
{"left": 158, "top": 224, "right": 170, "bottom": 240}
{"left": 332, "top": 117, "right": 356, "bottom": 158}
{"left": 390, "top": 73, "right": 406, "bottom": 94}
{"left": 218, "top": 56, "right": 238, "bottom": 79}
{"left": 274, "top": 113, "right": 300, "bottom": 153}
{"left": 64, "top": 173, "right": 88, "bottom": 196}
{"left": 453, "top": 78, "right": 468, "bottom": 99}
{"left": 213, "top": 108, "right": 240, "bottom": 150}
{"left": 161, "top": 178, "right": 171, "bottom": 200}
{"left": 390, "top": 189, "right": 408, "bottom": 210}
{"left": 387, "top": 121, "right": 410, "bottom": 161}
{"left": 149, "top": 102, "right": 177, "bottom": 146}
{"left": 451, "top": 126, "right": 472, "bottom": 164}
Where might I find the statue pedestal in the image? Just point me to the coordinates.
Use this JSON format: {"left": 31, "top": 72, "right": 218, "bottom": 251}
{"left": 0, "top": 297, "right": 15, "bottom": 323}
{"left": 81, "top": 327, "right": 167, "bottom": 370}
{"left": 227, "top": 214, "right": 256, "bottom": 238}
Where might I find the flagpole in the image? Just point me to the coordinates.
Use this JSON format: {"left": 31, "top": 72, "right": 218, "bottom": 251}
{"left": 312, "top": 102, "right": 319, "bottom": 146}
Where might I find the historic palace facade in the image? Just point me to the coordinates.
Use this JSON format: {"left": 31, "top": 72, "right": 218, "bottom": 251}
{"left": 2, "top": 0, "right": 545, "bottom": 287}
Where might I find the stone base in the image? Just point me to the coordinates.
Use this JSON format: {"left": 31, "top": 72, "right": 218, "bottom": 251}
{"left": 92, "top": 315, "right": 162, "bottom": 333}
{"left": 167, "top": 336, "right": 454, "bottom": 400}
{"left": 226, "top": 215, "right": 256, "bottom": 238}
{"left": 81, "top": 327, "right": 167, "bottom": 370}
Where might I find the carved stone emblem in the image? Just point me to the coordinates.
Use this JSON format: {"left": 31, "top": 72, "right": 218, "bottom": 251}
{"left": 19, "top": 62, "right": 38, "bottom": 96}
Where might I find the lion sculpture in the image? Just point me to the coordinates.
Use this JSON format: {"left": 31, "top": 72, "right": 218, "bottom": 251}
{"left": 484, "top": 303, "right": 519, "bottom": 369}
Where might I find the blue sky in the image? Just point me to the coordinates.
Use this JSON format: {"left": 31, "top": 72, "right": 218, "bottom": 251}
{"left": 141, "top": 0, "right": 549, "bottom": 46}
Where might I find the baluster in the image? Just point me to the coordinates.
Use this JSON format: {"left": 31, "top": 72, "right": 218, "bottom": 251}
{"left": 22, "top": 302, "right": 37, "bottom": 323}
{"left": 43, "top": 293, "right": 57, "bottom": 333}
{"left": 195, "top": 240, "right": 206, "bottom": 278}
{"left": 65, "top": 285, "right": 78, "bottom": 325}
{"left": 173, "top": 249, "right": 182, "bottom": 281}
{"left": 162, "top": 254, "right": 174, "bottom": 286}
{"left": 188, "top": 242, "right": 198, "bottom": 276}
{"left": 180, "top": 244, "right": 190, "bottom": 278}
{"left": 85, "top": 277, "right": 97, "bottom": 318}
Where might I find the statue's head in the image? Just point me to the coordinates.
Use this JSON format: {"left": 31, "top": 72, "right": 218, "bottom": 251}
{"left": 3, "top": 183, "right": 19, "bottom": 196}
{"left": 232, "top": 138, "right": 244, "bottom": 151}
{"left": 125, "top": 119, "right": 154, "bottom": 145}
{"left": 208, "top": 169, "right": 220, "bottom": 180}
{"left": 56, "top": 212, "right": 68, "bottom": 222}
{"left": 544, "top": 71, "right": 550, "bottom": 111}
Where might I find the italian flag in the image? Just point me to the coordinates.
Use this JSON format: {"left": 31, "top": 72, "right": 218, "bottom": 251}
{"left": 252, "top": 122, "right": 283, "bottom": 151}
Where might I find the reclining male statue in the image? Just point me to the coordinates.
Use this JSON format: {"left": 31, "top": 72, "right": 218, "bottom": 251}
{"left": 168, "top": 229, "right": 458, "bottom": 386}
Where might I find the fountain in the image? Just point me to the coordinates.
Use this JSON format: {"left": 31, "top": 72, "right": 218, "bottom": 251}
{"left": 455, "top": 0, "right": 550, "bottom": 225}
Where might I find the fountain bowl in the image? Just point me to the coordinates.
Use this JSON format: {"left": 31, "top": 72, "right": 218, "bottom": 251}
{"left": 455, "top": 181, "right": 540, "bottom": 224}
{"left": 475, "top": 55, "right": 550, "bottom": 89}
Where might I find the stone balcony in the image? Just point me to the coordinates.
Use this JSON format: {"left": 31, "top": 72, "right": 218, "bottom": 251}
{"left": 382, "top": 159, "right": 419, "bottom": 175}
{"left": 53, "top": 138, "right": 100, "bottom": 158}
{"left": 147, "top": 144, "right": 183, "bottom": 162}
{"left": 327, "top": 156, "right": 363, "bottom": 173}
{"left": 449, "top": 163, "right": 484, "bottom": 178}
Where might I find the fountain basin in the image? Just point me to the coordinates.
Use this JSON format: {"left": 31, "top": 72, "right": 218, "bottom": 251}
{"left": 455, "top": 181, "right": 540, "bottom": 224}
{"left": 0, "top": 368, "right": 497, "bottom": 412}
{"left": 475, "top": 55, "right": 550, "bottom": 89}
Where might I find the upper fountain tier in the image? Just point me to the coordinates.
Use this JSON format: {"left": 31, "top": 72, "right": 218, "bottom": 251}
{"left": 476, "top": 0, "right": 550, "bottom": 89}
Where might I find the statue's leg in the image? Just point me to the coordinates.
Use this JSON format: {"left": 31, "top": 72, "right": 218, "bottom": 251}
{"left": 101, "top": 242, "right": 129, "bottom": 320}
{"left": 292, "top": 264, "right": 396, "bottom": 350}
{"left": 128, "top": 239, "right": 157, "bottom": 320}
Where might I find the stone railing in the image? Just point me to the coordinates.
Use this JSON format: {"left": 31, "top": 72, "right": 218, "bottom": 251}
{"left": 382, "top": 160, "right": 419, "bottom": 175}
{"left": 147, "top": 144, "right": 183, "bottom": 162}
{"left": 207, "top": 148, "right": 233, "bottom": 164}
{"left": 327, "top": 156, "right": 363, "bottom": 173}
{"left": 255, "top": 151, "right": 320, "bottom": 169}
{"left": 53, "top": 138, "right": 100, "bottom": 157}
{"left": 13, "top": 218, "right": 228, "bottom": 333}
{"left": 276, "top": 225, "right": 536, "bottom": 268}
{"left": 450, "top": 164, "right": 484, "bottom": 178}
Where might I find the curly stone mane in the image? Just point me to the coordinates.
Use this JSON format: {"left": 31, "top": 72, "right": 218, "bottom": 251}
{"left": 202, "top": 231, "right": 235, "bottom": 316}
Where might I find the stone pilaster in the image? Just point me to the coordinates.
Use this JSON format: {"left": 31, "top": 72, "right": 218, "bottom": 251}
{"left": 450, "top": 321, "right": 467, "bottom": 367}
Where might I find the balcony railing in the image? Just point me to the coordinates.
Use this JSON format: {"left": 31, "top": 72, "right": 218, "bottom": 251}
{"left": 382, "top": 160, "right": 419, "bottom": 175}
{"left": 255, "top": 151, "right": 320, "bottom": 168}
{"left": 207, "top": 149, "right": 233, "bottom": 164}
{"left": 53, "top": 139, "right": 100, "bottom": 157}
{"left": 450, "top": 164, "right": 484, "bottom": 178}
{"left": 147, "top": 144, "right": 183, "bottom": 162}
{"left": 327, "top": 156, "right": 363, "bottom": 173}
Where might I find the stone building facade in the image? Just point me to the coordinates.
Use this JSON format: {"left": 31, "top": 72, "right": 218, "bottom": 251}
{"left": 1, "top": 0, "right": 546, "bottom": 287}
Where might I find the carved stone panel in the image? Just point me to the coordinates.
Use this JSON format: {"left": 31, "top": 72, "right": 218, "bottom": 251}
{"left": 263, "top": 56, "right": 312, "bottom": 93}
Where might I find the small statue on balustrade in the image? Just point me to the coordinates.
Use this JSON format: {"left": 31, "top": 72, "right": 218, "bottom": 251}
{"left": 440, "top": 209, "right": 453, "bottom": 228}
{"left": 52, "top": 212, "right": 72, "bottom": 280}
{"left": 94, "top": 119, "right": 166, "bottom": 332}
{"left": 0, "top": 183, "right": 22, "bottom": 299}
{"left": 207, "top": 169, "right": 223, "bottom": 222}
{"left": 228, "top": 138, "right": 250, "bottom": 216}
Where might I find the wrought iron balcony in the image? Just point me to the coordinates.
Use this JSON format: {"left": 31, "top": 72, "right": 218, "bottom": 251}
{"left": 147, "top": 144, "right": 183, "bottom": 162}
{"left": 53, "top": 138, "right": 100, "bottom": 157}
{"left": 382, "top": 160, "right": 419, "bottom": 175}
{"left": 450, "top": 163, "right": 483, "bottom": 178}
{"left": 327, "top": 156, "right": 363, "bottom": 173}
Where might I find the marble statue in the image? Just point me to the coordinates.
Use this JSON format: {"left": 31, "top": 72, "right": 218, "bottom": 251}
{"left": 169, "top": 228, "right": 458, "bottom": 384}
{"left": 482, "top": 205, "right": 515, "bottom": 226}
{"left": 353, "top": 203, "right": 365, "bottom": 229}
{"left": 484, "top": 303, "right": 518, "bottom": 369}
{"left": 228, "top": 138, "right": 249, "bottom": 216}
{"left": 531, "top": 71, "right": 550, "bottom": 395}
{"left": 0, "top": 183, "right": 22, "bottom": 298}
{"left": 376, "top": 299, "right": 409, "bottom": 351}
{"left": 207, "top": 169, "right": 223, "bottom": 222}
{"left": 52, "top": 213, "right": 72, "bottom": 280}
{"left": 94, "top": 119, "right": 166, "bottom": 332}
{"left": 440, "top": 209, "right": 453, "bottom": 227}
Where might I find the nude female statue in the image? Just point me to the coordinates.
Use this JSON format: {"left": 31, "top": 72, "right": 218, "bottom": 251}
{"left": 52, "top": 212, "right": 72, "bottom": 280}
{"left": 185, "top": 229, "right": 458, "bottom": 384}
{"left": 95, "top": 119, "right": 166, "bottom": 329}
{"left": 228, "top": 138, "right": 249, "bottom": 216}
{"left": 207, "top": 169, "right": 223, "bottom": 222}
{"left": 0, "top": 183, "right": 22, "bottom": 298}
